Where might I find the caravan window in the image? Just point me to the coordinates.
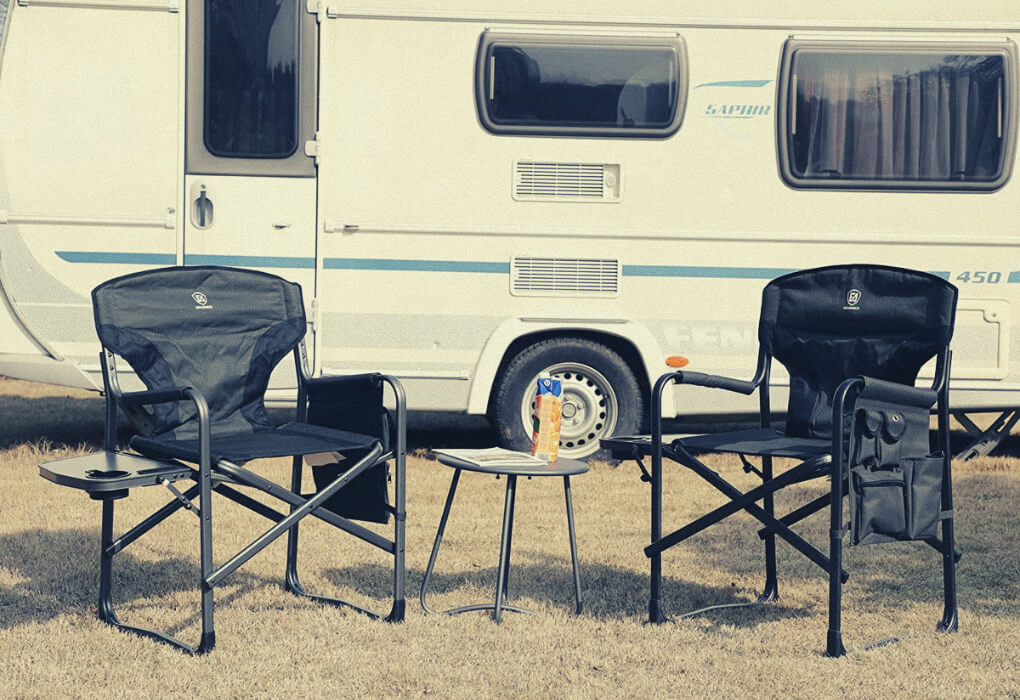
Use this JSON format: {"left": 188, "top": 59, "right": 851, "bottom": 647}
{"left": 476, "top": 33, "right": 687, "bottom": 138}
{"left": 779, "top": 41, "right": 1017, "bottom": 190}
{"left": 203, "top": 0, "right": 300, "bottom": 158}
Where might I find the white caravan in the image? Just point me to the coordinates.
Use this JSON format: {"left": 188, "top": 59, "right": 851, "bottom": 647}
{"left": 2, "top": 0, "right": 1020, "bottom": 458}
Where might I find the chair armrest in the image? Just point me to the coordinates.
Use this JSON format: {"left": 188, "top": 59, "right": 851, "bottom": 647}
{"left": 117, "top": 386, "right": 198, "bottom": 407}
{"left": 112, "top": 386, "right": 211, "bottom": 463}
{"left": 856, "top": 376, "right": 937, "bottom": 409}
{"left": 304, "top": 372, "right": 383, "bottom": 402}
{"left": 650, "top": 369, "right": 760, "bottom": 444}
{"left": 672, "top": 370, "right": 758, "bottom": 396}
{"left": 831, "top": 375, "right": 937, "bottom": 471}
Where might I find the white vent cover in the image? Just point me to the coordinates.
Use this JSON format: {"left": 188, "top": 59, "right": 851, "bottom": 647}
{"left": 513, "top": 161, "right": 622, "bottom": 202}
{"left": 511, "top": 257, "right": 620, "bottom": 297}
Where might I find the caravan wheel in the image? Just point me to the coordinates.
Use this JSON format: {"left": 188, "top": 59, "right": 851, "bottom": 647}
{"left": 491, "top": 338, "right": 643, "bottom": 460}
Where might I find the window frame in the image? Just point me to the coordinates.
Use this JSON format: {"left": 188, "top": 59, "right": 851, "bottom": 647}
{"left": 776, "top": 38, "right": 1018, "bottom": 192}
{"left": 475, "top": 32, "right": 688, "bottom": 139}
{"left": 186, "top": 0, "right": 317, "bottom": 177}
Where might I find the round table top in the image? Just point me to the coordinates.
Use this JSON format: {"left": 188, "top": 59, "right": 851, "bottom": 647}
{"left": 434, "top": 452, "right": 589, "bottom": 477}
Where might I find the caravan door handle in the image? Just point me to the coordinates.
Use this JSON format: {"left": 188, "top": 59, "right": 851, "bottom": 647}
{"left": 191, "top": 185, "right": 214, "bottom": 229}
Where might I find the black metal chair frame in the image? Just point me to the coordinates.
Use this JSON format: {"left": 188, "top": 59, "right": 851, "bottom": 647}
{"left": 607, "top": 266, "right": 960, "bottom": 657}
{"left": 95, "top": 341, "right": 406, "bottom": 655}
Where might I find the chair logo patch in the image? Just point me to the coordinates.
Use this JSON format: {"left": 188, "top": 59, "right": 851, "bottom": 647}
{"left": 192, "top": 291, "right": 213, "bottom": 309}
{"left": 844, "top": 289, "right": 862, "bottom": 310}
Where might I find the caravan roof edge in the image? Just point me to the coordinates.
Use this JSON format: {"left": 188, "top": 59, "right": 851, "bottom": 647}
{"left": 332, "top": 1, "right": 1020, "bottom": 31}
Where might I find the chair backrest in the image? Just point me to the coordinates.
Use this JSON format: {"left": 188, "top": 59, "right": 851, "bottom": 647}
{"left": 758, "top": 264, "right": 957, "bottom": 439}
{"left": 92, "top": 266, "right": 306, "bottom": 440}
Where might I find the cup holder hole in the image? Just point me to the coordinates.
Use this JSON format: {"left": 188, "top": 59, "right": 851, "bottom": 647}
{"left": 85, "top": 469, "right": 130, "bottom": 479}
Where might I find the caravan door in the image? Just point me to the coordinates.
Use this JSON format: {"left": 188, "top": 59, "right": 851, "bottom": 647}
{"left": 0, "top": 1, "right": 179, "bottom": 385}
{"left": 183, "top": 0, "right": 317, "bottom": 297}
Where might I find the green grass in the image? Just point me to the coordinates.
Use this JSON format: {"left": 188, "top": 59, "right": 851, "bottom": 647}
{"left": 1, "top": 379, "right": 1019, "bottom": 698}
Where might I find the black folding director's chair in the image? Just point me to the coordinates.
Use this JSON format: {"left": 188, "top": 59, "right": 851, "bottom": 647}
{"left": 603, "top": 264, "right": 959, "bottom": 656}
{"left": 77, "top": 266, "right": 405, "bottom": 654}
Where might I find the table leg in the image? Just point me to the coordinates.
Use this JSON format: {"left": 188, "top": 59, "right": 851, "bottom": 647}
{"left": 501, "top": 475, "right": 517, "bottom": 600}
{"left": 563, "top": 475, "right": 583, "bottom": 614}
{"left": 493, "top": 474, "right": 518, "bottom": 623}
{"left": 419, "top": 468, "right": 462, "bottom": 615}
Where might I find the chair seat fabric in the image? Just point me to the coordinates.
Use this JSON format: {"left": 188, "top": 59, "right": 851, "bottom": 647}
{"left": 130, "top": 422, "right": 379, "bottom": 463}
{"left": 678, "top": 428, "right": 830, "bottom": 459}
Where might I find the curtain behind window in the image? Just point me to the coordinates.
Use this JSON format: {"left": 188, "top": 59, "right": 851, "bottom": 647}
{"left": 793, "top": 54, "right": 1003, "bottom": 182}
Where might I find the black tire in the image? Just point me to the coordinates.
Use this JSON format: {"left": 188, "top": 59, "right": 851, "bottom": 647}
{"left": 491, "top": 337, "right": 643, "bottom": 460}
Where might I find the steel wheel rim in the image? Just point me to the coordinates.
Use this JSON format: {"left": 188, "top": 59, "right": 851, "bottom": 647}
{"left": 518, "top": 362, "right": 619, "bottom": 459}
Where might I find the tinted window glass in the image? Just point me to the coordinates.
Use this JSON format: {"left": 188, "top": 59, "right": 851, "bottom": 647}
{"left": 204, "top": 0, "right": 299, "bottom": 158}
{"left": 479, "top": 36, "right": 685, "bottom": 137}
{"left": 784, "top": 46, "right": 1012, "bottom": 188}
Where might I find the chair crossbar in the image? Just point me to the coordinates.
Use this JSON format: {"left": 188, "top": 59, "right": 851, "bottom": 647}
{"left": 106, "top": 483, "right": 202, "bottom": 557}
{"left": 756, "top": 487, "right": 842, "bottom": 540}
{"left": 207, "top": 445, "right": 383, "bottom": 588}
{"left": 215, "top": 456, "right": 395, "bottom": 554}
{"left": 213, "top": 483, "right": 288, "bottom": 523}
{"left": 648, "top": 447, "right": 848, "bottom": 581}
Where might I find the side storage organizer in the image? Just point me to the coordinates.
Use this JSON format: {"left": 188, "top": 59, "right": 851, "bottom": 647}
{"left": 849, "top": 400, "right": 943, "bottom": 546}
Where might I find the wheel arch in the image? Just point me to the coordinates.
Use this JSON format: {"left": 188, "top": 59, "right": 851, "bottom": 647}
{"left": 467, "top": 319, "right": 671, "bottom": 418}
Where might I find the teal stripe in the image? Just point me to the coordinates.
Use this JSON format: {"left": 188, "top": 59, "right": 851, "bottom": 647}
{"left": 623, "top": 265, "right": 795, "bottom": 279}
{"left": 323, "top": 258, "right": 509, "bottom": 273}
{"left": 56, "top": 251, "right": 176, "bottom": 265}
{"left": 55, "top": 251, "right": 955, "bottom": 283}
{"left": 1009, "top": 272, "right": 1020, "bottom": 283}
{"left": 183, "top": 254, "right": 315, "bottom": 268}
{"left": 695, "top": 79, "right": 772, "bottom": 89}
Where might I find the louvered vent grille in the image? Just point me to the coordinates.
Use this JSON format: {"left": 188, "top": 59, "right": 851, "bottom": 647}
{"left": 513, "top": 162, "right": 621, "bottom": 202}
{"left": 511, "top": 257, "right": 620, "bottom": 297}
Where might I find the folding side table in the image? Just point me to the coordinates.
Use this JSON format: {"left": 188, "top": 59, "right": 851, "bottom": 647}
{"left": 420, "top": 452, "right": 588, "bottom": 622}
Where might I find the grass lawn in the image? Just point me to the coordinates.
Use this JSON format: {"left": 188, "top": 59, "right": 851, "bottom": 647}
{"left": 1, "top": 379, "right": 1018, "bottom": 698}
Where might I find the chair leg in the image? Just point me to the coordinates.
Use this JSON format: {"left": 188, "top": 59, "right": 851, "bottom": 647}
{"left": 284, "top": 452, "right": 406, "bottom": 621}
{"left": 760, "top": 455, "right": 779, "bottom": 603}
{"left": 826, "top": 462, "right": 846, "bottom": 658}
{"left": 649, "top": 436, "right": 666, "bottom": 624}
{"left": 284, "top": 456, "right": 306, "bottom": 596}
{"left": 388, "top": 443, "right": 407, "bottom": 622}
{"left": 98, "top": 498, "right": 117, "bottom": 626}
{"left": 97, "top": 492, "right": 216, "bottom": 655}
{"left": 936, "top": 459, "right": 959, "bottom": 634}
{"left": 937, "top": 515, "right": 959, "bottom": 633}
{"left": 937, "top": 399, "right": 959, "bottom": 634}
{"left": 197, "top": 452, "right": 215, "bottom": 651}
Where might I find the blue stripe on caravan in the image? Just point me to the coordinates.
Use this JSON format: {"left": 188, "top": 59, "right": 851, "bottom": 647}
{"left": 323, "top": 258, "right": 510, "bottom": 273}
{"left": 622, "top": 265, "right": 795, "bottom": 279}
{"left": 694, "top": 80, "right": 773, "bottom": 89}
{"left": 182, "top": 254, "right": 315, "bottom": 268}
{"left": 1008, "top": 272, "right": 1020, "bottom": 283}
{"left": 56, "top": 251, "right": 176, "bottom": 265}
{"left": 54, "top": 252, "right": 954, "bottom": 283}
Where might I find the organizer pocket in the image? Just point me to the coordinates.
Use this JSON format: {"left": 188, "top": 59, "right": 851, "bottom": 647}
{"left": 850, "top": 455, "right": 943, "bottom": 546}
{"left": 905, "top": 455, "right": 943, "bottom": 541}
{"left": 851, "top": 465, "right": 907, "bottom": 545}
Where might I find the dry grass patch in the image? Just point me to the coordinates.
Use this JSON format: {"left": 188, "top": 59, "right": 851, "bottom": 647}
{"left": 1, "top": 381, "right": 1019, "bottom": 697}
